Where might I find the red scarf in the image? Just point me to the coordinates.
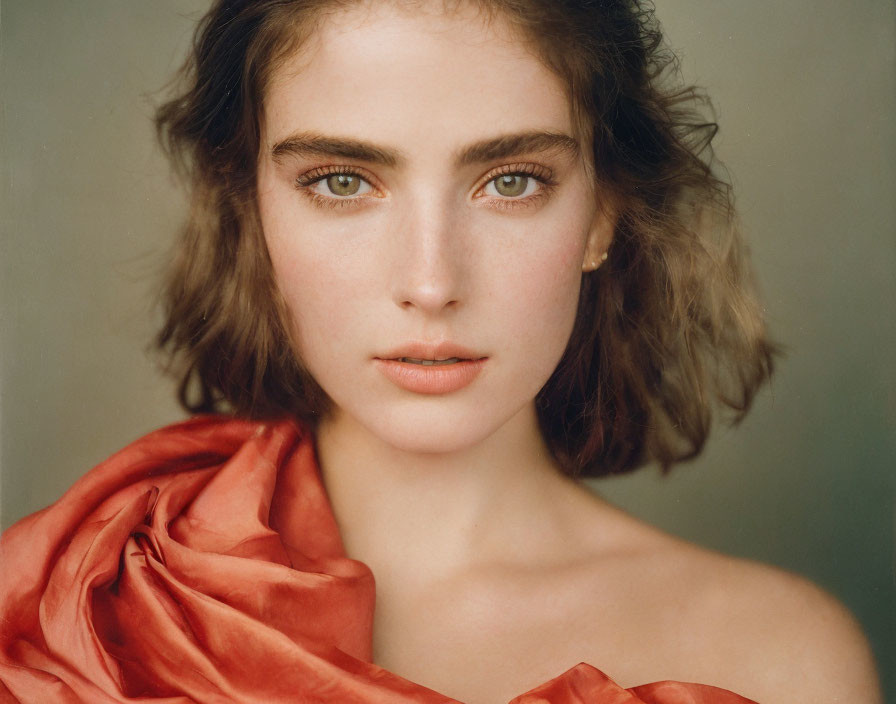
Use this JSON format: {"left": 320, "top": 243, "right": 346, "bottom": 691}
{"left": 0, "top": 416, "right": 755, "bottom": 703}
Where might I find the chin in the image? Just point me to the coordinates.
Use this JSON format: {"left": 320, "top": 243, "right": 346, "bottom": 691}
{"left": 354, "top": 402, "right": 515, "bottom": 456}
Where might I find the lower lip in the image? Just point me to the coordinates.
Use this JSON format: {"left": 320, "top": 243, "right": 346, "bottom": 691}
{"left": 373, "top": 358, "right": 487, "bottom": 394}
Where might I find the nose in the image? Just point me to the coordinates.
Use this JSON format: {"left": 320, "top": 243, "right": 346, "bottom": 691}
{"left": 389, "top": 195, "right": 467, "bottom": 315}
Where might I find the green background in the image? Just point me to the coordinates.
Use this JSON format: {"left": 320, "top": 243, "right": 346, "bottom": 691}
{"left": 2, "top": 0, "right": 894, "bottom": 697}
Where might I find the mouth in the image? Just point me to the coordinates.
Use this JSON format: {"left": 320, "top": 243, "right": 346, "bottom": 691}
{"left": 376, "top": 341, "right": 485, "bottom": 365}
{"left": 395, "top": 357, "right": 465, "bottom": 365}
{"left": 373, "top": 355, "right": 487, "bottom": 394}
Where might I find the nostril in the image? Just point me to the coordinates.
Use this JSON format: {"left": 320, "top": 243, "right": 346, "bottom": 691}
{"left": 398, "top": 298, "right": 459, "bottom": 310}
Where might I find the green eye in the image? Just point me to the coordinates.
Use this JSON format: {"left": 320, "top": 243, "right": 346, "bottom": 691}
{"left": 493, "top": 174, "right": 529, "bottom": 197}
{"left": 300, "top": 171, "right": 374, "bottom": 199}
{"left": 326, "top": 174, "right": 362, "bottom": 196}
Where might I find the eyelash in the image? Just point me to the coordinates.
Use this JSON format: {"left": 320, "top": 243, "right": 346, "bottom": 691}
{"left": 293, "top": 162, "right": 557, "bottom": 212}
{"left": 479, "top": 163, "right": 557, "bottom": 212}
{"left": 294, "top": 165, "right": 378, "bottom": 211}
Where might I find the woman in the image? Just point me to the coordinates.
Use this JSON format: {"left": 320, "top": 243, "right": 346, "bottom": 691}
{"left": 0, "top": 1, "right": 882, "bottom": 702}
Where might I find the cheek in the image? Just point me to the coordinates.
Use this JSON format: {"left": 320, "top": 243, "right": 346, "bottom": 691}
{"left": 265, "top": 235, "right": 360, "bottom": 366}
{"left": 491, "top": 222, "right": 587, "bottom": 365}
{"left": 258, "top": 190, "right": 355, "bottom": 365}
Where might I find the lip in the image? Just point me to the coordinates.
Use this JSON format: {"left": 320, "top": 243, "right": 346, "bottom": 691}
{"left": 373, "top": 341, "right": 488, "bottom": 395}
{"left": 375, "top": 341, "right": 486, "bottom": 363}
{"left": 373, "top": 358, "right": 487, "bottom": 394}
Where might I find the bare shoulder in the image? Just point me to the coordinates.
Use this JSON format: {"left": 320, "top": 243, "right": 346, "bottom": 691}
{"left": 698, "top": 552, "right": 882, "bottom": 703}
{"left": 587, "top": 507, "right": 883, "bottom": 704}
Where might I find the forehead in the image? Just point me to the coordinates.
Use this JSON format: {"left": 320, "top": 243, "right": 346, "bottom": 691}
{"left": 260, "top": 2, "right": 575, "bottom": 150}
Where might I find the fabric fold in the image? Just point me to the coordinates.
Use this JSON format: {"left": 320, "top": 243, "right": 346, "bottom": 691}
{"left": 0, "top": 416, "right": 757, "bottom": 703}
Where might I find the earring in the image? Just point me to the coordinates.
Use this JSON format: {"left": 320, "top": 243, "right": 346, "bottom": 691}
{"left": 582, "top": 252, "right": 608, "bottom": 272}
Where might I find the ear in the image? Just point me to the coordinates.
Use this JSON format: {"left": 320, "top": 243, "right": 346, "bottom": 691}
{"left": 581, "top": 204, "right": 616, "bottom": 272}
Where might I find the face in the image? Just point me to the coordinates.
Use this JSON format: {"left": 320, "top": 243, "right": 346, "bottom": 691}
{"left": 257, "top": 2, "right": 612, "bottom": 454}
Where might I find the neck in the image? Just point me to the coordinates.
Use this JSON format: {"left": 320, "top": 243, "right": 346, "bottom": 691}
{"left": 314, "top": 402, "right": 575, "bottom": 588}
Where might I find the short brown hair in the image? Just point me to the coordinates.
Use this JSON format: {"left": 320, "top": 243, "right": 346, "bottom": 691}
{"left": 154, "top": 0, "right": 776, "bottom": 478}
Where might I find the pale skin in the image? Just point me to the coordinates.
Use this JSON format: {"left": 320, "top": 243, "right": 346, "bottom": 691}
{"left": 255, "top": 3, "right": 881, "bottom": 703}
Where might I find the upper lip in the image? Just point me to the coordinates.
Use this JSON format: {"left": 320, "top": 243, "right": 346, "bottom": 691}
{"left": 376, "top": 341, "right": 486, "bottom": 361}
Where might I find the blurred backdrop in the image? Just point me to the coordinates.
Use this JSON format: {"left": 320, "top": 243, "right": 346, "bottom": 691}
{"left": 2, "top": 0, "right": 894, "bottom": 697}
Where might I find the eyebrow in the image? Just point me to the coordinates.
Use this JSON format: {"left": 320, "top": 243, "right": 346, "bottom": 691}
{"left": 456, "top": 131, "right": 579, "bottom": 167}
{"left": 271, "top": 133, "right": 402, "bottom": 167}
{"left": 269, "top": 130, "right": 580, "bottom": 168}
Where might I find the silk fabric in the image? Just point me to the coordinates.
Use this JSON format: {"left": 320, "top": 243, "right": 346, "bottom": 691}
{"left": 0, "top": 417, "right": 756, "bottom": 703}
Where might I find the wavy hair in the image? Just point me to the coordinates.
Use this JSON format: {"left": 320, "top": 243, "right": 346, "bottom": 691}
{"left": 154, "top": 0, "right": 776, "bottom": 477}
